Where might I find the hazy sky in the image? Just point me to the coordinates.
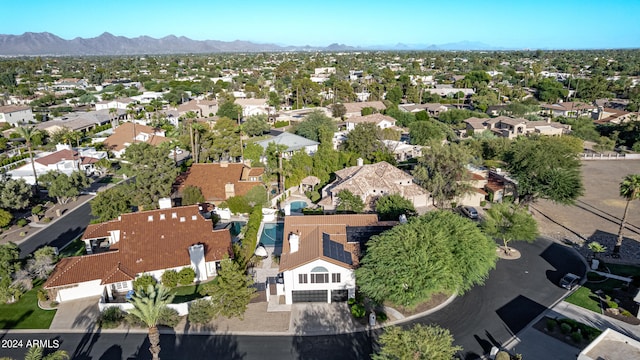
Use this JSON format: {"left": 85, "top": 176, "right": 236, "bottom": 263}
{"left": 4, "top": 0, "right": 640, "bottom": 49}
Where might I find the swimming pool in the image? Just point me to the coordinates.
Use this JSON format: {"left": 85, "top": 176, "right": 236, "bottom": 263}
{"left": 289, "top": 200, "right": 308, "bottom": 212}
{"left": 260, "top": 222, "right": 284, "bottom": 246}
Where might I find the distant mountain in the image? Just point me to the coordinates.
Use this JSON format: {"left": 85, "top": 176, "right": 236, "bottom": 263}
{"left": 0, "top": 32, "right": 500, "bottom": 56}
{"left": 0, "top": 32, "right": 359, "bottom": 56}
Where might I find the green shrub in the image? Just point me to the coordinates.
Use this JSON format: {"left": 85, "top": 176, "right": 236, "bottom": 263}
{"left": 350, "top": 304, "right": 366, "bottom": 318}
{"left": 495, "top": 351, "right": 510, "bottom": 360}
{"left": 560, "top": 323, "right": 572, "bottom": 334}
{"left": 161, "top": 270, "right": 179, "bottom": 288}
{"left": 347, "top": 298, "right": 356, "bottom": 306}
{"left": 545, "top": 318, "right": 557, "bottom": 331}
{"left": 375, "top": 311, "right": 387, "bottom": 322}
{"left": 274, "top": 120, "right": 289, "bottom": 128}
{"left": 124, "top": 312, "right": 145, "bottom": 327}
{"left": 226, "top": 196, "right": 252, "bottom": 214}
{"left": 133, "top": 274, "right": 157, "bottom": 290}
{"left": 16, "top": 218, "right": 28, "bottom": 227}
{"left": 31, "top": 205, "right": 44, "bottom": 215}
{"left": 571, "top": 331, "right": 583, "bottom": 343}
{"left": 621, "top": 309, "right": 633, "bottom": 317}
{"left": 41, "top": 217, "right": 52, "bottom": 223}
{"left": 37, "top": 289, "right": 49, "bottom": 302}
{"left": 100, "top": 307, "right": 125, "bottom": 328}
{"left": 188, "top": 299, "right": 215, "bottom": 324}
{"left": 158, "top": 306, "right": 181, "bottom": 328}
{"left": 480, "top": 200, "right": 487, "bottom": 207}
{"left": 177, "top": 267, "right": 196, "bottom": 286}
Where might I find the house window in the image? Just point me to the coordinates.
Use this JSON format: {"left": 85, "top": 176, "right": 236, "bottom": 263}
{"left": 299, "top": 274, "right": 308, "bottom": 283}
{"left": 311, "top": 273, "right": 329, "bottom": 283}
{"left": 332, "top": 273, "right": 341, "bottom": 283}
{"left": 113, "top": 281, "right": 128, "bottom": 291}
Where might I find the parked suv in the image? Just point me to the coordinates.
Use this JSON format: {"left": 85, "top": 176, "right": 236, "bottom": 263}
{"left": 559, "top": 273, "right": 581, "bottom": 290}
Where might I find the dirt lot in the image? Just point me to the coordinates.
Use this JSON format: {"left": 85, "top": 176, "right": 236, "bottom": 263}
{"left": 532, "top": 160, "right": 640, "bottom": 264}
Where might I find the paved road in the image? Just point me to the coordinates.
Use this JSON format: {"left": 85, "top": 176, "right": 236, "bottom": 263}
{"left": 17, "top": 201, "right": 92, "bottom": 258}
{"left": 0, "top": 331, "right": 376, "bottom": 360}
{"left": 409, "top": 237, "right": 586, "bottom": 359}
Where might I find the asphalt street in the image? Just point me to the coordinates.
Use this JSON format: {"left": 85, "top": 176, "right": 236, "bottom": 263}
{"left": 410, "top": 237, "right": 586, "bottom": 359}
{"left": 3, "top": 237, "right": 585, "bottom": 360}
{"left": 17, "top": 201, "right": 92, "bottom": 258}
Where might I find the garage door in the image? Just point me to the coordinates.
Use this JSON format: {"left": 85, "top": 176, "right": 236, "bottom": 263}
{"left": 331, "top": 289, "right": 349, "bottom": 302}
{"left": 292, "top": 290, "right": 328, "bottom": 303}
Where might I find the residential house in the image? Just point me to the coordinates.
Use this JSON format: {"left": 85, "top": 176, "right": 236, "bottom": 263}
{"left": 578, "top": 328, "right": 640, "bottom": 360}
{"left": 103, "top": 122, "right": 171, "bottom": 158}
{"left": 399, "top": 103, "right": 450, "bottom": 117}
{"left": 43, "top": 204, "right": 232, "bottom": 302}
{"left": 540, "top": 101, "right": 597, "bottom": 117}
{"left": 424, "top": 87, "right": 475, "bottom": 98}
{"left": 6, "top": 144, "right": 106, "bottom": 185}
{"left": 593, "top": 107, "right": 638, "bottom": 125}
{"left": 175, "top": 162, "right": 265, "bottom": 205}
{"left": 37, "top": 109, "right": 121, "bottom": 134}
{"left": 319, "top": 160, "right": 430, "bottom": 211}
{"left": 342, "top": 101, "right": 387, "bottom": 118}
{"left": 235, "top": 98, "right": 270, "bottom": 117}
{"left": 484, "top": 168, "right": 518, "bottom": 203}
{"left": 94, "top": 97, "right": 136, "bottom": 111}
{"left": 276, "top": 214, "right": 394, "bottom": 304}
{"left": 455, "top": 167, "right": 488, "bottom": 207}
{"left": 464, "top": 116, "right": 570, "bottom": 139}
{"left": 381, "top": 140, "right": 424, "bottom": 162}
{"left": 255, "top": 132, "right": 319, "bottom": 159}
{"left": 344, "top": 114, "right": 398, "bottom": 132}
{"left": 53, "top": 78, "right": 88, "bottom": 91}
{"left": 177, "top": 99, "right": 219, "bottom": 118}
{"left": 0, "top": 105, "right": 35, "bottom": 125}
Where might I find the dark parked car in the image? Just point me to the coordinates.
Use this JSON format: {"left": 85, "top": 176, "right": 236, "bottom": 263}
{"left": 560, "top": 273, "right": 581, "bottom": 290}
{"left": 460, "top": 206, "right": 478, "bottom": 219}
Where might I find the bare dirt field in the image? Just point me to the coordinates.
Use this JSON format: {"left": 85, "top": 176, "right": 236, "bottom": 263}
{"left": 532, "top": 160, "right": 640, "bottom": 264}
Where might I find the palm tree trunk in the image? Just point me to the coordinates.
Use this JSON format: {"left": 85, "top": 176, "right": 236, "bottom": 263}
{"left": 148, "top": 325, "right": 161, "bottom": 360}
{"left": 28, "top": 144, "right": 38, "bottom": 189}
{"left": 615, "top": 199, "right": 631, "bottom": 254}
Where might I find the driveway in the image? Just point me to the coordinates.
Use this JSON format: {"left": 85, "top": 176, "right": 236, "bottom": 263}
{"left": 49, "top": 296, "right": 101, "bottom": 330}
{"left": 409, "top": 236, "right": 586, "bottom": 360}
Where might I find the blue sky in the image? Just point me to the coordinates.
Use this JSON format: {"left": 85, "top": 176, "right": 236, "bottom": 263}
{"left": 4, "top": 0, "right": 640, "bottom": 49}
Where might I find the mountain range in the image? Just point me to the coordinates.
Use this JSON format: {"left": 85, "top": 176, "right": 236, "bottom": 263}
{"left": 0, "top": 32, "right": 502, "bottom": 56}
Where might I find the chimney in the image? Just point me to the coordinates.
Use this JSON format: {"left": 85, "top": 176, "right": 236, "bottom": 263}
{"left": 357, "top": 158, "right": 364, "bottom": 167}
{"left": 158, "top": 197, "right": 172, "bottom": 209}
{"left": 289, "top": 232, "right": 300, "bottom": 253}
{"left": 225, "top": 183, "right": 235, "bottom": 199}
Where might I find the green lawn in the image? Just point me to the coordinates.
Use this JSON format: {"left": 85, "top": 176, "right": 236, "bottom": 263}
{"left": 59, "top": 238, "right": 86, "bottom": 258}
{"left": 170, "top": 279, "right": 216, "bottom": 303}
{"left": 0, "top": 282, "right": 56, "bottom": 329}
{"left": 565, "top": 278, "right": 625, "bottom": 314}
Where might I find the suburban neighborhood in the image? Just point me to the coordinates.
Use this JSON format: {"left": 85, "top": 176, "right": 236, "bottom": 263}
{"left": 0, "top": 38, "right": 640, "bottom": 360}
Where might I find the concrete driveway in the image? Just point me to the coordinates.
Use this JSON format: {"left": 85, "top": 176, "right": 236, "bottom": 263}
{"left": 49, "top": 296, "right": 101, "bottom": 330}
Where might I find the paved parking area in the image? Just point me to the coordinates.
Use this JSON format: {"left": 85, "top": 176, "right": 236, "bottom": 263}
{"left": 532, "top": 160, "right": 640, "bottom": 263}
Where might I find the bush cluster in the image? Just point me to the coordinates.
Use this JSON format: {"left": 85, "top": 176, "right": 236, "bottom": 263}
{"left": 177, "top": 267, "right": 196, "bottom": 286}
{"left": 161, "top": 270, "right": 179, "bottom": 288}
{"left": 188, "top": 299, "right": 215, "bottom": 324}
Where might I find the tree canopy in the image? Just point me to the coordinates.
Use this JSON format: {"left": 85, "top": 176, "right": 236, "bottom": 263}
{"left": 293, "top": 110, "right": 336, "bottom": 142}
{"left": 336, "top": 189, "right": 364, "bottom": 213}
{"left": 242, "top": 114, "right": 270, "bottom": 137}
{"left": 90, "top": 184, "right": 133, "bottom": 223}
{"left": 481, "top": 202, "right": 539, "bottom": 254}
{"left": 373, "top": 324, "right": 462, "bottom": 360}
{"left": 200, "top": 259, "right": 256, "bottom": 319}
{"left": 375, "top": 193, "right": 417, "bottom": 221}
{"left": 0, "top": 176, "right": 32, "bottom": 210}
{"left": 356, "top": 211, "right": 497, "bottom": 309}
{"left": 505, "top": 136, "right": 584, "bottom": 205}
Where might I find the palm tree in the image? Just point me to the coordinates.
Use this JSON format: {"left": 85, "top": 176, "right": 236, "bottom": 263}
{"left": 128, "top": 283, "right": 175, "bottom": 360}
{"left": 108, "top": 107, "right": 118, "bottom": 129}
{"left": 15, "top": 126, "right": 43, "bottom": 189}
{"left": 22, "top": 346, "right": 69, "bottom": 360}
{"left": 614, "top": 174, "right": 640, "bottom": 254}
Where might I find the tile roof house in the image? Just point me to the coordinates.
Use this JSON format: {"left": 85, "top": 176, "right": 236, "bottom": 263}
{"left": 342, "top": 101, "right": 387, "bottom": 118}
{"left": 399, "top": 103, "right": 450, "bottom": 117}
{"left": 44, "top": 205, "right": 232, "bottom": 302}
{"left": 319, "top": 160, "right": 430, "bottom": 211}
{"left": 177, "top": 99, "right": 219, "bottom": 118}
{"left": 37, "top": 109, "right": 118, "bottom": 134}
{"left": 275, "top": 214, "right": 394, "bottom": 304}
{"left": 540, "top": 101, "right": 597, "bottom": 117}
{"left": 344, "top": 114, "right": 399, "bottom": 132}
{"left": 235, "top": 98, "right": 270, "bottom": 117}
{"left": 175, "top": 162, "right": 265, "bottom": 204}
{"left": 464, "top": 116, "right": 571, "bottom": 139}
{"left": 6, "top": 144, "right": 106, "bottom": 185}
{"left": 103, "top": 122, "right": 171, "bottom": 158}
{"left": 94, "top": 97, "right": 136, "bottom": 111}
{"left": 0, "top": 105, "right": 35, "bottom": 125}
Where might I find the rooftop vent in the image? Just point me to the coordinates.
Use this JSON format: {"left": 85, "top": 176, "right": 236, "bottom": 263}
{"left": 172, "top": 212, "right": 177, "bottom": 219}
{"left": 147, "top": 215, "right": 153, "bottom": 222}
{"left": 191, "top": 215, "right": 197, "bottom": 221}
{"left": 160, "top": 214, "right": 165, "bottom": 220}
{"left": 180, "top": 217, "right": 186, "bottom": 222}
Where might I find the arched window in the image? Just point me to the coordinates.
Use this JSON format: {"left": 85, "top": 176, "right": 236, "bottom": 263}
{"left": 310, "top": 267, "right": 329, "bottom": 283}
{"left": 311, "top": 266, "right": 328, "bottom": 273}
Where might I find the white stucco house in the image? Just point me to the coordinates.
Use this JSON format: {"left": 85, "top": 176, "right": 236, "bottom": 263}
{"left": 235, "top": 98, "right": 270, "bottom": 117}
{"left": 344, "top": 113, "right": 398, "bottom": 132}
{"left": 44, "top": 204, "right": 232, "bottom": 303}
{"left": 0, "top": 105, "right": 35, "bottom": 126}
{"left": 255, "top": 132, "right": 319, "bottom": 159}
{"left": 276, "top": 214, "right": 394, "bottom": 304}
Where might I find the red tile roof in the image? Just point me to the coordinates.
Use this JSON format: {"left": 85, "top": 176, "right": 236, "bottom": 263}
{"left": 176, "top": 163, "right": 264, "bottom": 202}
{"left": 103, "top": 122, "right": 170, "bottom": 152}
{"left": 44, "top": 205, "right": 232, "bottom": 288}
{"left": 35, "top": 149, "right": 78, "bottom": 166}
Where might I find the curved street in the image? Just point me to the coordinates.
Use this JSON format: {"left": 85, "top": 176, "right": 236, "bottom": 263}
{"left": 2, "top": 236, "right": 586, "bottom": 360}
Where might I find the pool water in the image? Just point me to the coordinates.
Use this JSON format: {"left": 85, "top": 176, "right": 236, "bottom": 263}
{"left": 289, "top": 201, "right": 308, "bottom": 212}
{"left": 260, "top": 222, "right": 284, "bottom": 246}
